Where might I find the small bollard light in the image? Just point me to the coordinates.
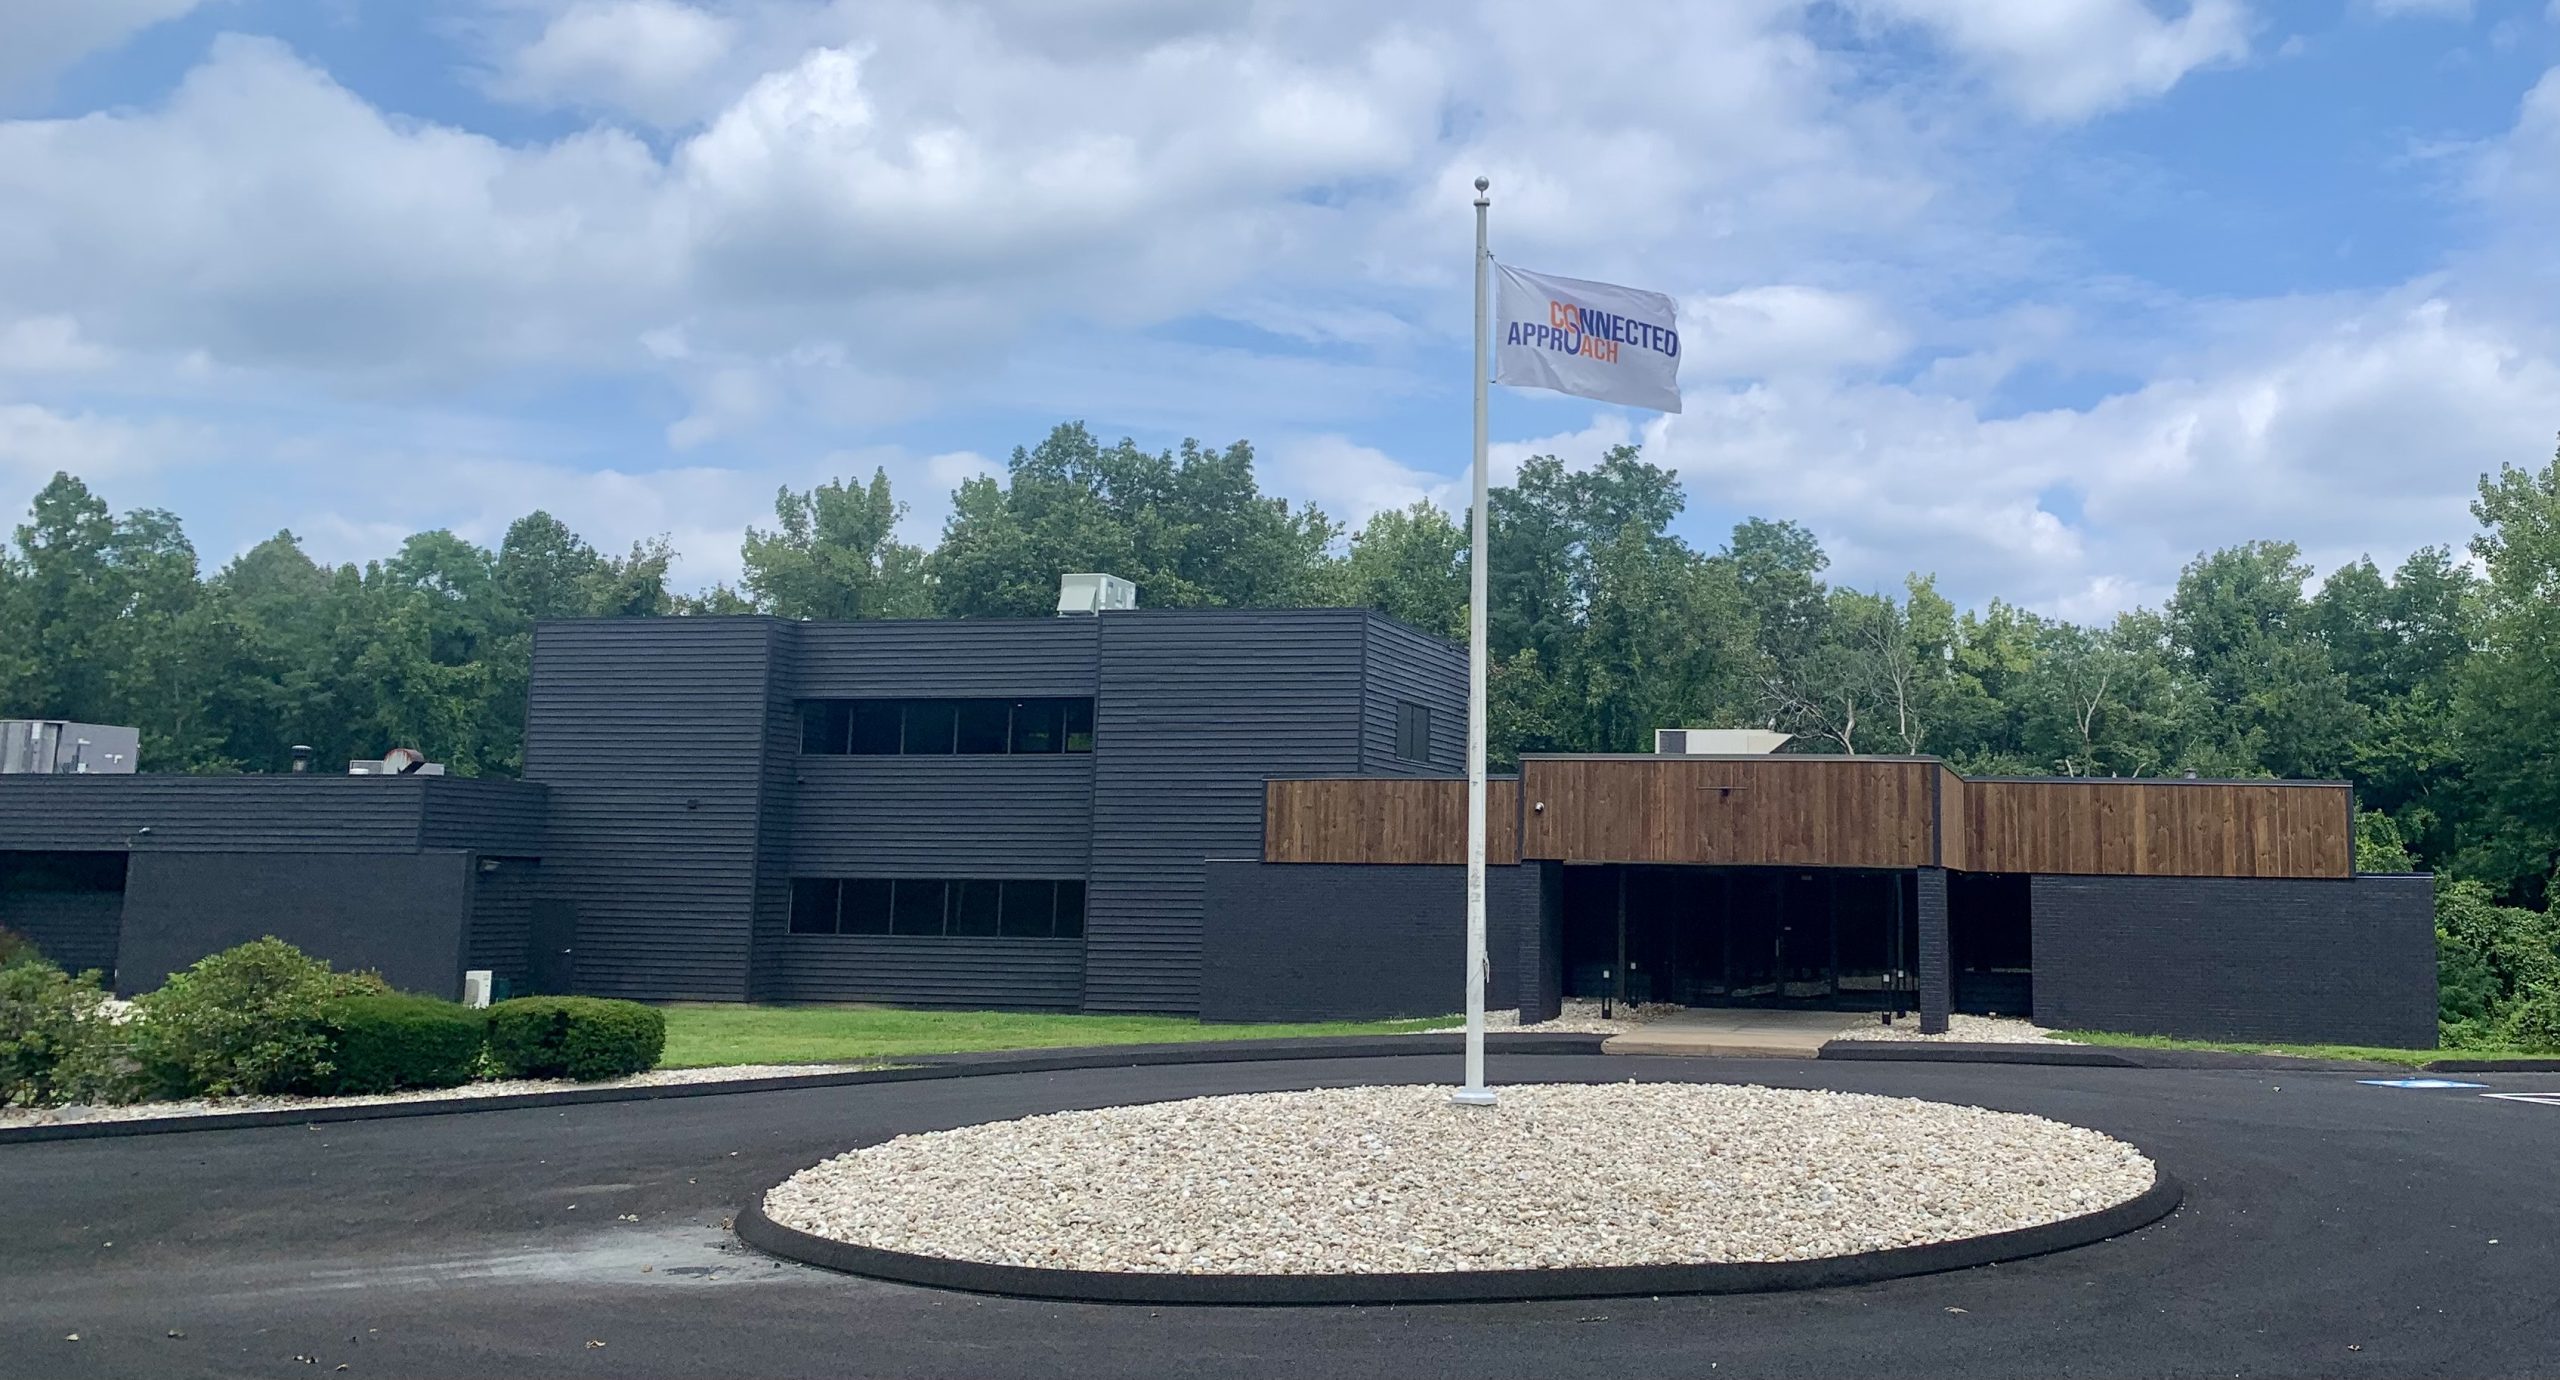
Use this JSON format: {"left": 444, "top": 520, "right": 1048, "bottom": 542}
{"left": 1600, "top": 968, "right": 1613, "bottom": 1021}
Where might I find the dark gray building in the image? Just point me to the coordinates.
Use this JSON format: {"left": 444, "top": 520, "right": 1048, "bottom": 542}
{"left": 0, "top": 607, "right": 2440, "bottom": 1046}
{"left": 0, "top": 609, "right": 1463, "bottom": 1016}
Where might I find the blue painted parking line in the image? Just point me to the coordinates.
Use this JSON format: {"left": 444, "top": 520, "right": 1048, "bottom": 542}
{"left": 2357, "top": 1078, "right": 2489, "bottom": 1089}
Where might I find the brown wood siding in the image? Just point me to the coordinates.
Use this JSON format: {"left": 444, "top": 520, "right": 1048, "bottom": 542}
{"left": 1263, "top": 778, "right": 1520, "bottom": 865}
{"left": 1519, "top": 758, "right": 1937, "bottom": 868}
{"left": 1960, "top": 780, "right": 2351, "bottom": 878}
{"left": 1935, "top": 765, "right": 1968, "bottom": 871}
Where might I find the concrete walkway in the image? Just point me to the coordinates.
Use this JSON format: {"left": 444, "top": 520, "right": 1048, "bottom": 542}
{"left": 1601, "top": 1008, "right": 1873, "bottom": 1057}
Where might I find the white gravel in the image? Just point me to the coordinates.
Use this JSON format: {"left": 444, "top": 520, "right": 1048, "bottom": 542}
{"left": 762, "top": 1082, "right": 2155, "bottom": 1274}
{"left": 0, "top": 1063, "right": 866, "bottom": 1129}
{"left": 1833, "top": 1014, "right": 2078, "bottom": 1045}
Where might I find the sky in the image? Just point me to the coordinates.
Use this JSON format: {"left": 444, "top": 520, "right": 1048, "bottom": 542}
{"left": 1, "top": 0, "right": 2556, "bottom": 621}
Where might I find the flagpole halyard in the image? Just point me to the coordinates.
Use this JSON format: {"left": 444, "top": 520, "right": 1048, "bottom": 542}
{"left": 1455, "top": 176, "right": 1496, "bottom": 1109}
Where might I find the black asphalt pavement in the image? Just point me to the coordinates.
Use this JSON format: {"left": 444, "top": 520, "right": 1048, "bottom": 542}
{"left": 4, "top": 1053, "right": 2555, "bottom": 1378}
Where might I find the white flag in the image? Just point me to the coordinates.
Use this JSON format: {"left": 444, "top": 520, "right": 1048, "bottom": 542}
{"left": 1493, "top": 264, "right": 1682, "bottom": 414}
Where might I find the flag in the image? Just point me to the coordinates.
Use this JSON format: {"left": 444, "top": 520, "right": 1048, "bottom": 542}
{"left": 1493, "top": 264, "right": 1682, "bottom": 414}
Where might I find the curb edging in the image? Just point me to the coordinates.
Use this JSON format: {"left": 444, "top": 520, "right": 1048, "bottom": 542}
{"left": 1818, "top": 1042, "right": 2137, "bottom": 1067}
{"left": 733, "top": 1170, "right": 2185, "bottom": 1306}
{"left": 0, "top": 1032, "right": 1610, "bottom": 1146}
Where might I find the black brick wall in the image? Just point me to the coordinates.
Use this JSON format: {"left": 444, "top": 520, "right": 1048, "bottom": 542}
{"left": 2031, "top": 872, "right": 2437, "bottom": 1047}
{"left": 1198, "top": 861, "right": 1547, "bottom": 1023}
{"left": 1917, "top": 868, "right": 1950, "bottom": 1034}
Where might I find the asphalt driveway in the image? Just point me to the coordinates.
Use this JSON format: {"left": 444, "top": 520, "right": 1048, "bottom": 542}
{"left": 3, "top": 1053, "right": 2554, "bottom": 1379}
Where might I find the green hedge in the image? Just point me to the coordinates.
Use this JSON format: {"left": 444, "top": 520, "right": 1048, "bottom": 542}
{"left": 307, "top": 994, "right": 487, "bottom": 1095}
{"left": 485, "top": 997, "right": 664, "bottom": 1081}
{"left": 0, "top": 957, "right": 128, "bottom": 1107}
{"left": 128, "top": 938, "right": 387, "bottom": 1097}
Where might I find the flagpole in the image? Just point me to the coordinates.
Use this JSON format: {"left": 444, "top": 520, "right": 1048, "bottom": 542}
{"left": 1455, "top": 175, "right": 1496, "bottom": 1109}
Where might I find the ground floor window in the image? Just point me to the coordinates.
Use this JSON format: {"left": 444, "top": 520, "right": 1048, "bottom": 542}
{"left": 1559, "top": 864, "right": 1919, "bottom": 1011}
{"left": 789, "top": 877, "right": 1085, "bottom": 939}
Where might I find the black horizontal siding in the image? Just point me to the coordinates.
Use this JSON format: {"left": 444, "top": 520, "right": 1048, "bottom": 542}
{"left": 791, "top": 619, "right": 1099, "bottom": 698}
{"left": 766, "top": 935, "right": 1085, "bottom": 1010}
{"left": 788, "top": 756, "right": 1092, "bottom": 877}
{"left": 1084, "top": 610, "right": 1370, "bottom": 1014}
{"left": 523, "top": 617, "right": 780, "bottom": 1000}
{"left": 2030, "top": 873, "right": 2437, "bottom": 1047}
{"left": 1198, "top": 860, "right": 1542, "bottom": 1022}
{"left": 1359, "top": 616, "right": 1467, "bottom": 775}
{"left": 0, "top": 889, "right": 122, "bottom": 978}
{"left": 467, "top": 859, "right": 540, "bottom": 990}
{"left": 0, "top": 776, "right": 428, "bottom": 852}
{"left": 420, "top": 778, "right": 548, "bottom": 853}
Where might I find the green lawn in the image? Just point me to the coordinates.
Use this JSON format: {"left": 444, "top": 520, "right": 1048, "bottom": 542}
{"left": 2058, "top": 1029, "right": 2553, "bottom": 1069}
{"left": 657, "top": 1004, "right": 1461, "bottom": 1068}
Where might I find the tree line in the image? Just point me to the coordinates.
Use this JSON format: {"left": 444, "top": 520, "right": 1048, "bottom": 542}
{"left": 3, "top": 420, "right": 2554, "bottom": 913}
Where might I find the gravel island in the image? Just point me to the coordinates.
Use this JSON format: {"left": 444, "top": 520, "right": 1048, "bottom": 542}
{"left": 762, "top": 1082, "right": 2157, "bottom": 1275}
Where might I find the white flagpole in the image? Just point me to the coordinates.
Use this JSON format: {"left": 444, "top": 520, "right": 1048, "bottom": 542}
{"left": 1454, "top": 176, "right": 1495, "bottom": 1109}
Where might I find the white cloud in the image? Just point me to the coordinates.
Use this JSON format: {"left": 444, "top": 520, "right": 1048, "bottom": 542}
{"left": 1681, "top": 286, "right": 1909, "bottom": 381}
{"left": 0, "top": 403, "right": 188, "bottom": 497}
{"left": 0, "top": 317, "right": 111, "bottom": 372}
{"left": 489, "top": 0, "right": 737, "bottom": 127}
{"left": 1642, "top": 294, "right": 2557, "bottom": 613}
{"left": 2365, "top": 0, "right": 2472, "bottom": 16}
{"left": 1856, "top": 0, "right": 2251, "bottom": 120}
{"left": 0, "top": 0, "right": 203, "bottom": 105}
{"left": 1263, "top": 433, "right": 1457, "bottom": 528}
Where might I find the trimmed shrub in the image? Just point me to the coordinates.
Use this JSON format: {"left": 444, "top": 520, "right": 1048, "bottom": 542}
{"left": 128, "top": 938, "right": 388, "bottom": 1097}
{"left": 485, "top": 997, "right": 665, "bottom": 1081}
{"left": 307, "top": 994, "right": 487, "bottom": 1095}
{"left": 0, "top": 957, "right": 130, "bottom": 1107}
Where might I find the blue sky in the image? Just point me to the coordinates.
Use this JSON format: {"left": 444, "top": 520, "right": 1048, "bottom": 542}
{"left": 3, "top": 0, "right": 2557, "bottom": 619}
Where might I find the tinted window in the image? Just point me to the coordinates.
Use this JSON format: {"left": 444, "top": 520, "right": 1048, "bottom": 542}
{"left": 801, "top": 698, "right": 1096, "bottom": 755}
{"left": 954, "top": 700, "right": 1010, "bottom": 754}
{"left": 951, "top": 879, "right": 1003, "bottom": 936}
{"left": 800, "top": 702, "right": 851, "bottom": 754}
{"left": 1395, "top": 701, "right": 1432, "bottom": 763}
{"left": 901, "top": 701, "right": 957, "bottom": 754}
{"left": 890, "top": 879, "right": 948, "bottom": 936}
{"left": 1009, "top": 698, "right": 1061, "bottom": 753}
{"left": 999, "top": 880, "right": 1055, "bottom": 937}
{"left": 799, "top": 877, "right": 1085, "bottom": 940}
{"left": 848, "top": 701, "right": 902, "bottom": 755}
{"left": 839, "top": 879, "right": 894, "bottom": 935}
{"left": 788, "top": 878, "right": 839, "bottom": 934}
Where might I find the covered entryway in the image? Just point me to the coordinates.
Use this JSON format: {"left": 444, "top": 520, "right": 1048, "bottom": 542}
{"left": 1559, "top": 864, "right": 1920, "bottom": 1012}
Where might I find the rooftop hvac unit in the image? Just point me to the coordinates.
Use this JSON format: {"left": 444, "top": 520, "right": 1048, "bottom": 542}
{"left": 1056, "top": 572, "right": 1138, "bottom": 616}
{"left": 348, "top": 747, "right": 447, "bottom": 776}
{"left": 1655, "top": 728, "right": 1792, "bottom": 755}
{"left": 0, "top": 719, "right": 140, "bottom": 774}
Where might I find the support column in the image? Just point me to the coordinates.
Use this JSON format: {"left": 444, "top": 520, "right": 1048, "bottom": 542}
{"left": 1917, "top": 867, "right": 1951, "bottom": 1034}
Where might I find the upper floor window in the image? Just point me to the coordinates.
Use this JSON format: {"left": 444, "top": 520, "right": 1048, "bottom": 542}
{"left": 1395, "top": 700, "right": 1434, "bottom": 764}
{"left": 800, "top": 697, "right": 1094, "bottom": 755}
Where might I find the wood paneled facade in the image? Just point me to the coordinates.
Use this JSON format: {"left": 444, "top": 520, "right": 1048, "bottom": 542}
{"left": 1518, "top": 757, "right": 1938, "bottom": 869}
{"left": 1264, "top": 777, "right": 1521, "bottom": 866}
{"left": 1954, "top": 778, "right": 2351, "bottom": 879}
{"left": 1262, "top": 756, "right": 2353, "bottom": 879}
